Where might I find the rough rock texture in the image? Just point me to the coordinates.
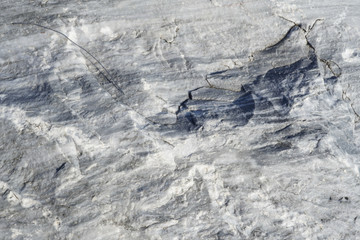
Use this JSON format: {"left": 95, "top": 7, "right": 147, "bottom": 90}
{"left": 1, "top": 0, "right": 360, "bottom": 239}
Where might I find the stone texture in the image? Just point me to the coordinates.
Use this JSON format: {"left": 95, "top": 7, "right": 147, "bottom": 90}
{"left": 1, "top": 0, "right": 360, "bottom": 239}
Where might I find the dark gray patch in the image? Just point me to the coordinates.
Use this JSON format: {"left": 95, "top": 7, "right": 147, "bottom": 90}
{"left": 1, "top": 81, "right": 53, "bottom": 106}
{"left": 247, "top": 52, "right": 319, "bottom": 116}
{"left": 54, "top": 162, "right": 66, "bottom": 177}
{"left": 173, "top": 90, "right": 255, "bottom": 131}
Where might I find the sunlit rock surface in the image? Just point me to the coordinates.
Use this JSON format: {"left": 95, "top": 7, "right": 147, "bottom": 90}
{"left": 1, "top": 0, "right": 360, "bottom": 239}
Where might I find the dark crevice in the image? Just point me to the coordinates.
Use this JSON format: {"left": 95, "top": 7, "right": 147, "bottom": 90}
{"left": 54, "top": 162, "right": 67, "bottom": 177}
{"left": 342, "top": 86, "right": 360, "bottom": 123}
{"left": 319, "top": 59, "right": 342, "bottom": 77}
{"left": 278, "top": 16, "right": 342, "bottom": 78}
{"left": 264, "top": 24, "right": 301, "bottom": 51}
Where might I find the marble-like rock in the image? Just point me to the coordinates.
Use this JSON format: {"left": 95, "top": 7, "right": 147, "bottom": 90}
{"left": 1, "top": 0, "right": 360, "bottom": 239}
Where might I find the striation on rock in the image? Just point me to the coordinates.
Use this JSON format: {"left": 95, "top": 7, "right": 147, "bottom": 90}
{"left": 1, "top": 0, "right": 360, "bottom": 239}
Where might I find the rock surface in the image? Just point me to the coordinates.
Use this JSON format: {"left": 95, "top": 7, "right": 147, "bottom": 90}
{"left": 1, "top": 0, "right": 360, "bottom": 239}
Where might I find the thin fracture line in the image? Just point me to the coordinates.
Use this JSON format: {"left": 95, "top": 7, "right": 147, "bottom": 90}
{"left": 12, "top": 22, "right": 124, "bottom": 95}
